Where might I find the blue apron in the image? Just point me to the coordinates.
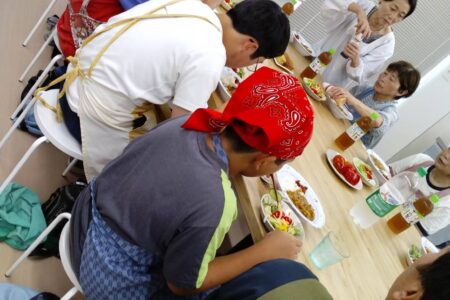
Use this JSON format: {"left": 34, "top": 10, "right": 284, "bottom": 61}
{"left": 78, "top": 134, "right": 229, "bottom": 299}
{"left": 79, "top": 179, "right": 164, "bottom": 299}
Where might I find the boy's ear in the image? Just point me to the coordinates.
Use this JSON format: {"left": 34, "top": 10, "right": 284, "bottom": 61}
{"left": 244, "top": 37, "right": 259, "bottom": 53}
{"left": 391, "top": 280, "right": 423, "bottom": 300}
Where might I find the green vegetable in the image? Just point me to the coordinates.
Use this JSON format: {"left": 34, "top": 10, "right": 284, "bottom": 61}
{"left": 409, "top": 244, "right": 422, "bottom": 261}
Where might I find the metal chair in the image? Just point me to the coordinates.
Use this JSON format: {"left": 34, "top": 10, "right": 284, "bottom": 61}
{"left": 0, "top": 54, "right": 64, "bottom": 152}
{"left": 5, "top": 213, "right": 83, "bottom": 300}
{"left": 20, "top": 0, "right": 63, "bottom": 82}
{"left": 0, "top": 89, "right": 82, "bottom": 194}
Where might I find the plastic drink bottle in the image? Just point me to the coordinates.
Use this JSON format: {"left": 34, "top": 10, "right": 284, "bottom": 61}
{"left": 387, "top": 194, "right": 439, "bottom": 234}
{"left": 278, "top": 0, "right": 303, "bottom": 15}
{"left": 335, "top": 112, "right": 379, "bottom": 151}
{"left": 300, "top": 48, "right": 336, "bottom": 79}
{"left": 350, "top": 167, "right": 427, "bottom": 229}
{"left": 341, "top": 33, "right": 363, "bottom": 59}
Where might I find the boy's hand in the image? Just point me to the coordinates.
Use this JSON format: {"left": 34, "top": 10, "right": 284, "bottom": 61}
{"left": 257, "top": 230, "right": 302, "bottom": 260}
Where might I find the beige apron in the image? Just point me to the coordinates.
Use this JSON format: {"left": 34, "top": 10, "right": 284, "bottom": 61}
{"left": 34, "top": 0, "right": 220, "bottom": 180}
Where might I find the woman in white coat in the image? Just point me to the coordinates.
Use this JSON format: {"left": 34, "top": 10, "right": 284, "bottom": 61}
{"left": 313, "top": 0, "right": 417, "bottom": 88}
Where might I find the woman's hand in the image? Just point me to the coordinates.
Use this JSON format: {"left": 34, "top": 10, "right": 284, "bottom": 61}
{"left": 343, "top": 41, "right": 361, "bottom": 68}
{"left": 328, "top": 86, "right": 353, "bottom": 104}
{"left": 355, "top": 11, "right": 371, "bottom": 38}
{"left": 348, "top": 3, "right": 371, "bottom": 38}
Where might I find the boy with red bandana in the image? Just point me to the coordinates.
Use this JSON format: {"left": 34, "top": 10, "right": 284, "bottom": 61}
{"left": 69, "top": 67, "right": 326, "bottom": 299}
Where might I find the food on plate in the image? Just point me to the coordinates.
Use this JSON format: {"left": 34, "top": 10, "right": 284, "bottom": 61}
{"left": 332, "top": 154, "right": 361, "bottom": 185}
{"left": 356, "top": 160, "right": 374, "bottom": 181}
{"left": 332, "top": 155, "right": 346, "bottom": 173}
{"left": 370, "top": 153, "right": 390, "bottom": 180}
{"left": 423, "top": 246, "right": 434, "bottom": 255}
{"left": 335, "top": 97, "right": 347, "bottom": 107}
{"left": 275, "top": 53, "right": 294, "bottom": 71}
{"left": 286, "top": 188, "right": 315, "bottom": 221}
{"left": 222, "top": 0, "right": 236, "bottom": 10}
{"left": 221, "top": 74, "right": 240, "bottom": 95}
{"left": 232, "top": 67, "right": 245, "bottom": 79}
{"left": 409, "top": 244, "right": 422, "bottom": 262}
{"left": 262, "top": 196, "right": 302, "bottom": 236}
{"left": 303, "top": 78, "right": 325, "bottom": 99}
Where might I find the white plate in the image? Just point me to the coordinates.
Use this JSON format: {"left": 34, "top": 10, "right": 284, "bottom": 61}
{"left": 273, "top": 57, "right": 294, "bottom": 75}
{"left": 217, "top": 67, "right": 241, "bottom": 102}
{"left": 421, "top": 237, "right": 439, "bottom": 254}
{"left": 367, "top": 149, "right": 391, "bottom": 184}
{"left": 276, "top": 165, "right": 325, "bottom": 228}
{"left": 260, "top": 194, "right": 305, "bottom": 241}
{"left": 326, "top": 149, "right": 363, "bottom": 190}
{"left": 301, "top": 78, "right": 326, "bottom": 102}
{"left": 291, "top": 32, "right": 315, "bottom": 57}
{"left": 353, "top": 157, "right": 377, "bottom": 187}
{"left": 220, "top": 1, "right": 232, "bottom": 11}
{"left": 325, "top": 94, "right": 353, "bottom": 120}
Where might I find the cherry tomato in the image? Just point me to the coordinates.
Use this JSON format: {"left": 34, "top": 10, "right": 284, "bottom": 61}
{"left": 282, "top": 216, "right": 293, "bottom": 225}
{"left": 343, "top": 167, "right": 361, "bottom": 185}
{"left": 332, "top": 155, "right": 346, "bottom": 172}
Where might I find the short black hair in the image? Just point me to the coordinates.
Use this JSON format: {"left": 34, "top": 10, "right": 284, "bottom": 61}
{"left": 417, "top": 250, "right": 450, "bottom": 300}
{"left": 384, "top": 0, "right": 417, "bottom": 18}
{"left": 387, "top": 60, "right": 420, "bottom": 99}
{"left": 222, "top": 125, "right": 286, "bottom": 165}
{"left": 227, "top": 0, "right": 290, "bottom": 59}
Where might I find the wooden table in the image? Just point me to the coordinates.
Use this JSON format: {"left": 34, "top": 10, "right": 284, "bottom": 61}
{"left": 210, "top": 45, "right": 421, "bottom": 300}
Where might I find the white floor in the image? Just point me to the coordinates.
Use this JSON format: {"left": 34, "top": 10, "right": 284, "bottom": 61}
{"left": 0, "top": 0, "right": 83, "bottom": 298}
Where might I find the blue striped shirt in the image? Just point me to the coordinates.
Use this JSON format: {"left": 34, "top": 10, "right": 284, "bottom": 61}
{"left": 348, "top": 85, "right": 398, "bottom": 148}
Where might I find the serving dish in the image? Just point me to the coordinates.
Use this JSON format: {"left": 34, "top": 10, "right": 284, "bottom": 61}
{"left": 217, "top": 67, "right": 241, "bottom": 102}
{"left": 276, "top": 165, "right": 325, "bottom": 228}
{"left": 301, "top": 78, "right": 326, "bottom": 101}
{"left": 291, "top": 32, "right": 315, "bottom": 57}
{"left": 326, "top": 149, "right": 363, "bottom": 190}
{"left": 353, "top": 157, "right": 377, "bottom": 187}
{"left": 367, "top": 149, "right": 391, "bottom": 184}
{"left": 325, "top": 93, "right": 353, "bottom": 120}
{"left": 260, "top": 193, "right": 305, "bottom": 240}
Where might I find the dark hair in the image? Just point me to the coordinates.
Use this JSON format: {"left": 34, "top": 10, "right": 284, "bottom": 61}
{"left": 222, "top": 125, "right": 286, "bottom": 165}
{"left": 384, "top": 0, "right": 417, "bottom": 18}
{"left": 417, "top": 250, "right": 450, "bottom": 300}
{"left": 386, "top": 60, "right": 421, "bottom": 99}
{"left": 227, "top": 0, "right": 290, "bottom": 59}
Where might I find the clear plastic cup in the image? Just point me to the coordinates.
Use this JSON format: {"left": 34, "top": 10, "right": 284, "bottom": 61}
{"left": 309, "top": 232, "right": 349, "bottom": 269}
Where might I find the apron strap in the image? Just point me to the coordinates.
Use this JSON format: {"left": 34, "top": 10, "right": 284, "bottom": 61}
{"left": 34, "top": 0, "right": 220, "bottom": 120}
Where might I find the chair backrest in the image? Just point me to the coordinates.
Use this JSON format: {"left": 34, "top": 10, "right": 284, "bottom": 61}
{"left": 34, "top": 90, "right": 82, "bottom": 160}
{"left": 59, "top": 219, "right": 83, "bottom": 293}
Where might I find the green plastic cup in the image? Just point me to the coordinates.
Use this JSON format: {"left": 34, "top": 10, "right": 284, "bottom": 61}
{"left": 309, "top": 232, "right": 349, "bottom": 269}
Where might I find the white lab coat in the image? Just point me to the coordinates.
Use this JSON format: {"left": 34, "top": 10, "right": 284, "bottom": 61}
{"left": 312, "top": 0, "right": 395, "bottom": 88}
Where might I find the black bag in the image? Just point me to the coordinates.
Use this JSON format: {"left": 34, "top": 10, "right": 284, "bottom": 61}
{"left": 30, "top": 181, "right": 87, "bottom": 258}
{"left": 16, "top": 66, "right": 66, "bottom": 136}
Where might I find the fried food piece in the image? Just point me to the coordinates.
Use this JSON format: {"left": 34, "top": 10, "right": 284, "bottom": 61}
{"left": 287, "top": 189, "right": 315, "bottom": 221}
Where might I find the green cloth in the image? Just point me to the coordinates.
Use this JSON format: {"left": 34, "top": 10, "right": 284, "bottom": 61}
{"left": 258, "top": 279, "right": 333, "bottom": 300}
{"left": 0, "top": 183, "right": 46, "bottom": 250}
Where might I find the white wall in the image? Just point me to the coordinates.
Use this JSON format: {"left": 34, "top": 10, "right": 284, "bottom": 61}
{"left": 374, "top": 55, "right": 450, "bottom": 161}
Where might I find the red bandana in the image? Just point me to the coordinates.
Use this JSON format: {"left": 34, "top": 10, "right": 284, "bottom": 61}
{"left": 182, "top": 67, "right": 314, "bottom": 159}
